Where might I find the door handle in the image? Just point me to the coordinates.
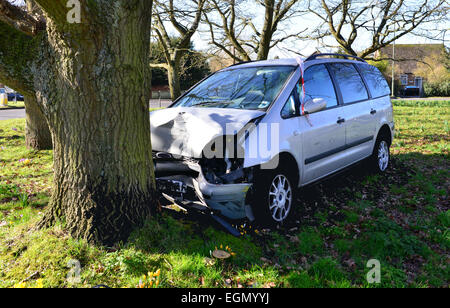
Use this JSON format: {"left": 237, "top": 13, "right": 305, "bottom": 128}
{"left": 371, "top": 109, "right": 377, "bottom": 115}
{"left": 293, "top": 130, "right": 300, "bottom": 136}
{"left": 337, "top": 118, "right": 346, "bottom": 124}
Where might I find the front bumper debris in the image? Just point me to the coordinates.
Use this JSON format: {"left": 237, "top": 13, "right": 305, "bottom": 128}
{"left": 155, "top": 157, "right": 254, "bottom": 221}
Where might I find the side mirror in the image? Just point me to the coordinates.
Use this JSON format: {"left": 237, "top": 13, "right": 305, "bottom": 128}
{"left": 303, "top": 98, "right": 327, "bottom": 115}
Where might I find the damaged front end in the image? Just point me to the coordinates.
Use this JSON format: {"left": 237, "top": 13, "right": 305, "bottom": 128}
{"left": 150, "top": 107, "right": 268, "bottom": 222}
{"left": 154, "top": 150, "right": 255, "bottom": 221}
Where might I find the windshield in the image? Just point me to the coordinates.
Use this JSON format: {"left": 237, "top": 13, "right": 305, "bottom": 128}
{"left": 173, "top": 66, "right": 295, "bottom": 111}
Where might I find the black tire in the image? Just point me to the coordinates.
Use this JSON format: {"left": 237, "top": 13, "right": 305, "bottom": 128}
{"left": 250, "top": 165, "right": 296, "bottom": 226}
{"left": 371, "top": 135, "right": 391, "bottom": 173}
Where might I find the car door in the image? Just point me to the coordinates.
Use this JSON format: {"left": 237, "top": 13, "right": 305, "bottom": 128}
{"left": 328, "top": 63, "right": 376, "bottom": 164}
{"left": 277, "top": 88, "right": 303, "bottom": 182}
{"left": 357, "top": 63, "right": 393, "bottom": 133}
{"left": 299, "top": 64, "right": 347, "bottom": 184}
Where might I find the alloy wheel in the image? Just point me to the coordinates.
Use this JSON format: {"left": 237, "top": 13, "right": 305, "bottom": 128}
{"left": 378, "top": 141, "right": 390, "bottom": 172}
{"left": 268, "top": 174, "right": 293, "bottom": 222}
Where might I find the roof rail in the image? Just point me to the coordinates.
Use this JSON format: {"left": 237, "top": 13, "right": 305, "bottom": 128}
{"left": 305, "top": 53, "right": 367, "bottom": 63}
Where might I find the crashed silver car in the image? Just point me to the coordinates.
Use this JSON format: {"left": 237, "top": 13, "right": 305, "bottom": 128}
{"left": 151, "top": 54, "right": 395, "bottom": 225}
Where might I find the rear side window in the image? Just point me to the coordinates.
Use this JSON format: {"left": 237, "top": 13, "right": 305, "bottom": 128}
{"left": 357, "top": 64, "right": 391, "bottom": 98}
{"left": 328, "top": 63, "right": 369, "bottom": 104}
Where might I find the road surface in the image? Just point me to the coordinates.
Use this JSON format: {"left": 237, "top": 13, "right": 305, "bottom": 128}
{"left": 0, "top": 99, "right": 173, "bottom": 121}
{"left": 150, "top": 99, "right": 172, "bottom": 109}
{"left": 0, "top": 109, "right": 25, "bottom": 120}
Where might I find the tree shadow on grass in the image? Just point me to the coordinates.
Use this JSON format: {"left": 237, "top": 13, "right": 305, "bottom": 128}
{"left": 135, "top": 152, "right": 448, "bottom": 248}
{"left": 0, "top": 172, "right": 53, "bottom": 187}
{"left": 0, "top": 135, "right": 22, "bottom": 141}
{"left": 121, "top": 152, "right": 449, "bottom": 287}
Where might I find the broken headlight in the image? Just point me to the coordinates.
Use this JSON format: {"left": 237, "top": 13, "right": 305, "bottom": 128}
{"left": 200, "top": 135, "right": 247, "bottom": 184}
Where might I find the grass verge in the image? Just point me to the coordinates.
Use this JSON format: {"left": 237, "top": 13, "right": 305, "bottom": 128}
{"left": 0, "top": 102, "right": 448, "bottom": 288}
{"left": 0, "top": 101, "right": 25, "bottom": 109}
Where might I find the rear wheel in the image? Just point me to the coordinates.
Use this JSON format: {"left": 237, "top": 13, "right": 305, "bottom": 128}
{"left": 372, "top": 136, "right": 390, "bottom": 173}
{"left": 251, "top": 167, "right": 296, "bottom": 225}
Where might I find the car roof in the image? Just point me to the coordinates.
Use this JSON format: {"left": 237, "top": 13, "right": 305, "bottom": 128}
{"left": 223, "top": 57, "right": 369, "bottom": 71}
{"left": 227, "top": 58, "right": 299, "bottom": 69}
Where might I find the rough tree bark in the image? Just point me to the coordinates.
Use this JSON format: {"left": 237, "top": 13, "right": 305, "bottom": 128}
{"left": 24, "top": 95, "right": 52, "bottom": 150}
{"left": 167, "top": 61, "right": 182, "bottom": 101}
{"left": 0, "top": 0, "right": 156, "bottom": 245}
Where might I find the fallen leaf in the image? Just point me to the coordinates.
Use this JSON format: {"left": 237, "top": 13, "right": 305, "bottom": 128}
{"left": 289, "top": 236, "right": 300, "bottom": 243}
{"left": 204, "top": 257, "right": 216, "bottom": 266}
{"left": 212, "top": 250, "right": 231, "bottom": 259}
{"left": 263, "top": 282, "right": 276, "bottom": 288}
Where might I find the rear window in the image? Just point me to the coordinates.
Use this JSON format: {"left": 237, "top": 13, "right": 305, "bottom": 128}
{"left": 328, "top": 63, "right": 369, "bottom": 104}
{"left": 358, "top": 64, "right": 391, "bottom": 98}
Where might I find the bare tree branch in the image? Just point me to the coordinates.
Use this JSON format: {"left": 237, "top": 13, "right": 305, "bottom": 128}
{"left": 0, "top": 0, "right": 44, "bottom": 36}
{"left": 307, "top": 0, "right": 448, "bottom": 59}
{"left": 0, "top": 20, "right": 39, "bottom": 95}
{"left": 203, "top": 0, "right": 305, "bottom": 61}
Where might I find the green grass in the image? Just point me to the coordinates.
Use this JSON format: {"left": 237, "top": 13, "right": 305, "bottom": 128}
{"left": 0, "top": 100, "right": 449, "bottom": 288}
{"left": 392, "top": 100, "right": 450, "bottom": 108}
{"left": 0, "top": 100, "right": 24, "bottom": 109}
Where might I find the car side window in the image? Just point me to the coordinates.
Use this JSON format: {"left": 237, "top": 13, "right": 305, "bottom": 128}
{"left": 357, "top": 64, "right": 391, "bottom": 98}
{"left": 301, "top": 64, "right": 338, "bottom": 109}
{"left": 328, "top": 63, "right": 369, "bottom": 104}
{"left": 281, "top": 90, "right": 299, "bottom": 118}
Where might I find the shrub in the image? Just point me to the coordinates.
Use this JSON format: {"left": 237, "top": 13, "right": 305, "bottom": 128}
{"left": 424, "top": 80, "right": 450, "bottom": 97}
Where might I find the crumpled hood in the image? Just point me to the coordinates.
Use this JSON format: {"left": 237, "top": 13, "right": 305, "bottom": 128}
{"left": 150, "top": 107, "right": 265, "bottom": 158}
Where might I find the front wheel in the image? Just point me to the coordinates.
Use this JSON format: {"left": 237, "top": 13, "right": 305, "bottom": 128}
{"left": 251, "top": 168, "right": 295, "bottom": 225}
{"left": 372, "top": 137, "right": 390, "bottom": 173}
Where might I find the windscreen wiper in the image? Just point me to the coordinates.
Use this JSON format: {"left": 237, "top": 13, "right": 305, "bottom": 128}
{"left": 192, "top": 101, "right": 229, "bottom": 107}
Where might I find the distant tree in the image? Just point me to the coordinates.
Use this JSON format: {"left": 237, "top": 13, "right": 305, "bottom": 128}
{"left": 150, "top": 40, "right": 210, "bottom": 90}
{"left": 443, "top": 46, "right": 450, "bottom": 73}
{"left": 367, "top": 60, "right": 389, "bottom": 74}
{"left": 0, "top": 0, "right": 51, "bottom": 150}
{"left": 151, "top": 0, "right": 207, "bottom": 100}
{"left": 208, "top": 52, "right": 235, "bottom": 71}
{"left": 24, "top": 95, "right": 52, "bottom": 150}
{"left": 414, "top": 47, "right": 450, "bottom": 84}
{"left": 181, "top": 50, "right": 211, "bottom": 90}
{"left": 204, "top": 0, "right": 305, "bottom": 62}
{"left": 306, "top": 0, "right": 447, "bottom": 59}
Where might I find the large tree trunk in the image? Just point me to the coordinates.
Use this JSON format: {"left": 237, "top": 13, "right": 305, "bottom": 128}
{"left": 31, "top": 1, "right": 155, "bottom": 245}
{"left": 24, "top": 95, "right": 52, "bottom": 150}
{"left": 0, "top": 0, "right": 156, "bottom": 245}
{"left": 256, "top": 1, "right": 274, "bottom": 61}
{"left": 256, "top": 41, "right": 271, "bottom": 61}
{"left": 168, "top": 61, "right": 182, "bottom": 100}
